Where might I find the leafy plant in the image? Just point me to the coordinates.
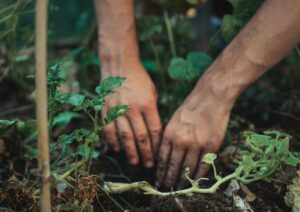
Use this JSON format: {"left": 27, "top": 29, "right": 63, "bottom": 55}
{"left": 102, "top": 130, "right": 300, "bottom": 196}
{"left": 0, "top": 65, "right": 130, "bottom": 210}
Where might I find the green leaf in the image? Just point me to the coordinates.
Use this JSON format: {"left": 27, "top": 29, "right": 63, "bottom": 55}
{"left": 25, "top": 146, "right": 38, "bottom": 160}
{"left": 53, "top": 111, "right": 82, "bottom": 127}
{"left": 202, "top": 153, "right": 217, "bottom": 164}
{"left": 241, "top": 155, "right": 255, "bottom": 173}
{"left": 57, "top": 129, "right": 90, "bottom": 145}
{"left": 92, "top": 96, "right": 105, "bottom": 112}
{"left": 95, "top": 76, "right": 125, "bottom": 96}
{"left": 105, "top": 105, "right": 130, "bottom": 124}
{"left": 168, "top": 52, "right": 212, "bottom": 82}
{"left": 220, "top": 15, "right": 243, "bottom": 42}
{"left": 85, "top": 133, "right": 99, "bottom": 143}
{"left": 0, "top": 120, "right": 17, "bottom": 137}
{"left": 16, "top": 120, "right": 37, "bottom": 137}
{"left": 73, "top": 99, "right": 92, "bottom": 111}
{"left": 139, "top": 24, "right": 163, "bottom": 41}
{"left": 187, "top": 51, "right": 212, "bottom": 75}
{"left": 283, "top": 153, "right": 300, "bottom": 166}
{"left": 219, "top": 0, "right": 263, "bottom": 42}
{"left": 59, "top": 93, "right": 85, "bottom": 107}
{"left": 47, "top": 64, "right": 64, "bottom": 87}
{"left": 168, "top": 57, "right": 196, "bottom": 81}
{"left": 77, "top": 144, "right": 91, "bottom": 159}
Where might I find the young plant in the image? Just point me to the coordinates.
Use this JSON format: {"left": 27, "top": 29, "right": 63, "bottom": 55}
{"left": 0, "top": 65, "right": 130, "bottom": 210}
{"left": 102, "top": 130, "right": 300, "bottom": 196}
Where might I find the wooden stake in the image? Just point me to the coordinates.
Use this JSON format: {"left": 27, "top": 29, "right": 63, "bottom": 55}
{"left": 35, "top": 0, "right": 51, "bottom": 211}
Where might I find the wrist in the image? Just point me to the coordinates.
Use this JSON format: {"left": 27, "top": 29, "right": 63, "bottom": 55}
{"left": 99, "top": 37, "right": 142, "bottom": 77}
{"left": 195, "top": 41, "right": 267, "bottom": 107}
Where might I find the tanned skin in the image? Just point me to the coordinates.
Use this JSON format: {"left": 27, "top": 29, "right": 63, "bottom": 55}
{"left": 95, "top": 0, "right": 300, "bottom": 188}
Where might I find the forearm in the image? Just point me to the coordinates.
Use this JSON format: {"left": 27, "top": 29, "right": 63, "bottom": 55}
{"left": 196, "top": 0, "right": 300, "bottom": 106}
{"left": 94, "top": 0, "right": 140, "bottom": 77}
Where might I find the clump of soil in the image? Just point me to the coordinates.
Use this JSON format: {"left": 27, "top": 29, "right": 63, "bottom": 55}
{"left": 0, "top": 176, "right": 37, "bottom": 211}
{"left": 148, "top": 193, "right": 239, "bottom": 212}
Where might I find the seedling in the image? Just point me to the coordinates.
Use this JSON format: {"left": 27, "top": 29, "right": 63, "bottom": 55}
{"left": 102, "top": 130, "right": 300, "bottom": 196}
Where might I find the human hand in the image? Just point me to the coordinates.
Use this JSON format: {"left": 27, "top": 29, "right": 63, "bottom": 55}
{"left": 156, "top": 81, "right": 232, "bottom": 188}
{"left": 101, "top": 63, "right": 162, "bottom": 168}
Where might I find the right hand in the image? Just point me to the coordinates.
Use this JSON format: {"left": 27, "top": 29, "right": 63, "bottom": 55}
{"left": 101, "top": 63, "right": 162, "bottom": 168}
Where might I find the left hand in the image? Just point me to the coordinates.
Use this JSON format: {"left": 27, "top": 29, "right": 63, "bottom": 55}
{"left": 156, "top": 84, "right": 232, "bottom": 188}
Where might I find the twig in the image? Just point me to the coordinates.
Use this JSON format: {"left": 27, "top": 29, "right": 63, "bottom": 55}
{"left": 35, "top": 0, "right": 51, "bottom": 211}
{"left": 163, "top": 10, "right": 176, "bottom": 57}
{"left": 272, "top": 110, "right": 300, "bottom": 122}
{"left": 0, "top": 104, "right": 34, "bottom": 117}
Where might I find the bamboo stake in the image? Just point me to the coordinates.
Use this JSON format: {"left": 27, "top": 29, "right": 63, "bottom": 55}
{"left": 35, "top": 0, "right": 51, "bottom": 211}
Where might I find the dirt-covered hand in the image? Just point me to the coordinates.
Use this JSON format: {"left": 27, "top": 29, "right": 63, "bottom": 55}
{"left": 102, "top": 64, "right": 162, "bottom": 168}
{"left": 156, "top": 85, "right": 232, "bottom": 188}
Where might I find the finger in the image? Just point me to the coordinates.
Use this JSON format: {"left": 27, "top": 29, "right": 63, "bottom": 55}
{"left": 127, "top": 111, "right": 154, "bottom": 168}
{"left": 116, "top": 116, "right": 139, "bottom": 165}
{"left": 163, "top": 146, "right": 185, "bottom": 188}
{"left": 102, "top": 106, "right": 120, "bottom": 151}
{"left": 143, "top": 106, "right": 162, "bottom": 155}
{"left": 103, "top": 121, "right": 120, "bottom": 151}
{"left": 155, "top": 138, "right": 172, "bottom": 187}
{"left": 177, "top": 149, "right": 201, "bottom": 189}
{"left": 194, "top": 152, "right": 211, "bottom": 180}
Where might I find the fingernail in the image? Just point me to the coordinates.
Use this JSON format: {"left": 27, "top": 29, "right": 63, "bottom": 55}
{"left": 145, "top": 161, "right": 153, "bottom": 168}
{"left": 130, "top": 158, "right": 138, "bottom": 165}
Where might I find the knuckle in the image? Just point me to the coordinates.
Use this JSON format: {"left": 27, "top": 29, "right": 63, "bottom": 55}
{"left": 120, "top": 131, "right": 133, "bottom": 140}
{"left": 150, "top": 127, "right": 161, "bottom": 136}
{"left": 135, "top": 132, "right": 148, "bottom": 141}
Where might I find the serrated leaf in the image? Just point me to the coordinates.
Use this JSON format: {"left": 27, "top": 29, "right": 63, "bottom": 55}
{"left": 0, "top": 120, "right": 17, "bottom": 137}
{"left": 47, "top": 64, "right": 64, "bottom": 87}
{"left": 95, "top": 76, "right": 125, "bottom": 96}
{"left": 16, "top": 119, "right": 37, "bottom": 137}
{"left": 57, "top": 129, "right": 90, "bottom": 145}
{"left": 53, "top": 111, "right": 81, "bottom": 128}
{"left": 59, "top": 93, "right": 85, "bottom": 107}
{"left": 105, "top": 105, "right": 130, "bottom": 124}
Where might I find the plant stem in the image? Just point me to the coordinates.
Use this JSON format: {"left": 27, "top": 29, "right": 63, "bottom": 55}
{"left": 163, "top": 10, "right": 176, "bottom": 57}
{"left": 212, "top": 163, "right": 221, "bottom": 180}
{"left": 0, "top": 0, "right": 21, "bottom": 24}
{"left": 149, "top": 39, "right": 167, "bottom": 92}
{"left": 59, "top": 160, "right": 86, "bottom": 181}
{"left": 103, "top": 171, "right": 240, "bottom": 196}
{"left": 35, "top": 0, "right": 51, "bottom": 211}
